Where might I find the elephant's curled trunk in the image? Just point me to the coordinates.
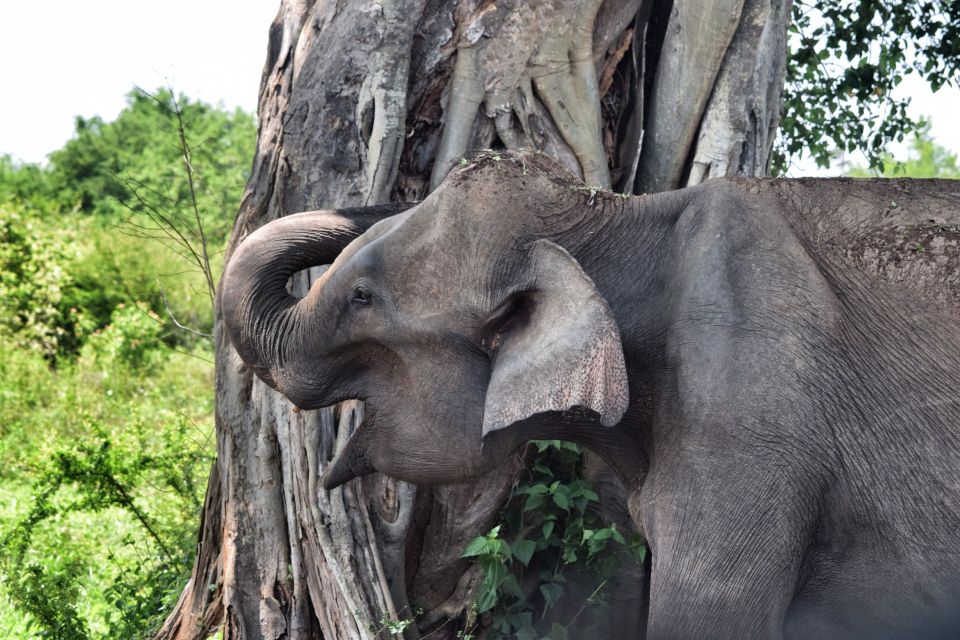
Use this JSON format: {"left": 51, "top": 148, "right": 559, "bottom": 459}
{"left": 219, "top": 205, "right": 411, "bottom": 391}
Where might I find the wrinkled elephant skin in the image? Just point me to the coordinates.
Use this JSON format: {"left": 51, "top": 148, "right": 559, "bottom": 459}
{"left": 220, "top": 151, "right": 960, "bottom": 639}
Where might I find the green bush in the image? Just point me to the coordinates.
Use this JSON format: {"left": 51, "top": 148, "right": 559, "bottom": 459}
{"left": 0, "top": 86, "right": 246, "bottom": 637}
{"left": 0, "top": 207, "right": 88, "bottom": 358}
{"left": 81, "top": 303, "right": 164, "bottom": 369}
{"left": 0, "top": 333, "right": 214, "bottom": 637}
{"left": 462, "top": 441, "right": 646, "bottom": 640}
{"left": 0, "top": 204, "right": 218, "bottom": 364}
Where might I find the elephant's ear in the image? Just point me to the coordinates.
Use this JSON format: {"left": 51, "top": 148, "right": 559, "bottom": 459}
{"left": 481, "top": 240, "right": 629, "bottom": 438}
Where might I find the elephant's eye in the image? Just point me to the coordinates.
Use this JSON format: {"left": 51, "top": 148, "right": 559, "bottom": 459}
{"left": 352, "top": 285, "right": 372, "bottom": 306}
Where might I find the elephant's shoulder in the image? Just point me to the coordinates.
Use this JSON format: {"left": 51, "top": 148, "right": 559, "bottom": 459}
{"left": 673, "top": 178, "right": 795, "bottom": 257}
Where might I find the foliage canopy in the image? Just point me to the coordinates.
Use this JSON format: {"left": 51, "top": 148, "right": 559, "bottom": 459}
{"left": 777, "top": 0, "right": 959, "bottom": 173}
{"left": 847, "top": 121, "right": 960, "bottom": 177}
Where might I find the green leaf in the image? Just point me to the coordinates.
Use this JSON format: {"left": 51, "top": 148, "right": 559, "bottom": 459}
{"left": 533, "top": 463, "right": 553, "bottom": 476}
{"left": 476, "top": 585, "right": 499, "bottom": 613}
{"left": 533, "top": 439, "right": 562, "bottom": 453}
{"left": 516, "top": 627, "right": 537, "bottom": 640}
{"left": 483, "top": 561, "right": 508, "bottom": 587}
{"left": 462, "top": 536, "right": 489, "bottom": 558}
{"left": 501, "top": 574, "right": 524, "bottom": 598}
{"left": 593, "top": 528, "right": 613, "bottom": 542}
{"left": 524, "top": 483, "right": 549, "bottom": 495}
{"left": 523, "top": 493, "right": 545, "bottom": 512}
{"left": 542, "top": 521, "right": 555, "bottom": 540}
{"left": 539, "top": 583, "right": 564, "bottom": 609}
{"left": 552, "top": 491, "right": 569, "bottom": 510}
{"left": 513, "top": 539, "right": 536, "bottom": 566}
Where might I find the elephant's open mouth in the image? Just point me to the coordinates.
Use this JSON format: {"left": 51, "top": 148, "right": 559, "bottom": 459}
{"left": 319, "top": 418, "right": 376, "bottom": 490}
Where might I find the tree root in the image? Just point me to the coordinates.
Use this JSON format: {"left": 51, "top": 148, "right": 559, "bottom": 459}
{"left": 431, "top": 0, "right": 611, "bottom": 188}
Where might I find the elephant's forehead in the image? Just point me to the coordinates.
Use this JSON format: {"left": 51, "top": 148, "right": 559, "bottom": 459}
{"left": 374, "top": 199, "right": 507, "bottom": 311}
{"left": 388, "top": 220, "right": 491, "bottom": 303}
{"left": 415, "top": 183, "right": 548, "bottom": 249}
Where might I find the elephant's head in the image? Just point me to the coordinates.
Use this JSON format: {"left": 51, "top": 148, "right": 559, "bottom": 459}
{"left": 220, "top": 153, "right": 629, "bottom": 489}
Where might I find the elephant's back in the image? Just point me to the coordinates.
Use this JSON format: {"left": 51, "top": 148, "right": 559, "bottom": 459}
{"left": 726, "top": 177, "right": 960, "bottom": 324}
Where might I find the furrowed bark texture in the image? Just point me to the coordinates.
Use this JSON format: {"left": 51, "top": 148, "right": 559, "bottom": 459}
{"left": 157, "top": 1, "right": 808, "bottom": 638}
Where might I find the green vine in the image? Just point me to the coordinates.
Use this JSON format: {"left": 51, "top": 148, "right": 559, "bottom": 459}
{"left": 462, "top": 441, "right": 646, "bottom": 639}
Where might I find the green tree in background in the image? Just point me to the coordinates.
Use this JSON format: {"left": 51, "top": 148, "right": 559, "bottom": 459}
{"left": 47, "top": 88, "right": 254, "bottom": 233}
{"left": 0, "top": 157, "right": 57, "bottom": 213}
{"left": 778, "top": 0, "right": 960, "bottom": 172}
{"left": 0, "top": 88, "right": 254, "bottom": 639}
{"left": 848, "top": 121, "right": 960, "bottom": 178}
{"left": 0, "top": 89, "right": 255, "bottom": 355}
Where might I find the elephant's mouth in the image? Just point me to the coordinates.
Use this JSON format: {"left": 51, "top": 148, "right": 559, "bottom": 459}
{"left": 319, "top": 418, "right": 376, "bottom": 490}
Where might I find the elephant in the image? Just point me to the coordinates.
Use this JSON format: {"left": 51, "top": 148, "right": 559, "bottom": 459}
{"left": 220, "top": 151, "right": 960, "bottom": 639}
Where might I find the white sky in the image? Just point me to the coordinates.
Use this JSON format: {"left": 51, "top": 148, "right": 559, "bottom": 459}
{"left": 0, "top": 1, "right": 957, "bottom": 174}
{"left": 0, "top": 1, "right": 277, "bottom": 164}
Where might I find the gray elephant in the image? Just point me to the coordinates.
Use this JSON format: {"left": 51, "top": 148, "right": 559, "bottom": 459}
{"left": 220, "top": 151, "right": 960, "bottom": 639}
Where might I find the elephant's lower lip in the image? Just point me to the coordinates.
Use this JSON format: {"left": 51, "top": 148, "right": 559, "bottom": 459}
{"left": 319, "top": 419, "right": 375, "bottom": 490}
{"left": 319, "top": 460, "right": 353, "bottom": 490}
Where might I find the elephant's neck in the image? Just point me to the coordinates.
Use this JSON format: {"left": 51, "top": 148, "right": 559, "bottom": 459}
{"left": 570, "top": 424, "right": 647, "bottom": 490}
{"left": 522, "top": 190, "right": 686, "bottom": 488}
{"left": 552, "top": 190, "right": 684, "bottom": 348}
{"left": 551, "top": 188, "right": 685, "bottom": 271}
{"left": 507, "top": 190, "right": 691, "bottom": 493}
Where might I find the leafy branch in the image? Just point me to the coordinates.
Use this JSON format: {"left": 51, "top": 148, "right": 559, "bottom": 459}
{"left": 776, "top": 0, "right": 960, "bottom": 173}
{"left": 461, "top": 441, "right": 646, "bottom": 639}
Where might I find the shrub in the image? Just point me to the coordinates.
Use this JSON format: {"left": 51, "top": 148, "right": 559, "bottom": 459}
{"left": 0, "top": 207, "right": 87, "bottom": 358}
{"left": 462, "top": 441, "right": 646, "bottom": 639}
{"left": 0, "top": 329, "right": 214, "bottom": 637}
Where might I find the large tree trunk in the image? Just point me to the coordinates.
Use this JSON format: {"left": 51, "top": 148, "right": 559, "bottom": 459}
{"left": 157, "top": 1, "right": 796, "bottom": 638}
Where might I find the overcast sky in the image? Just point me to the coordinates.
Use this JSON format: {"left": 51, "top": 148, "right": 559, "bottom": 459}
{"left": 0, "top": 1, "right": 277, "bottom": 164}
{"left": 0, "top": 1, "right": 956, "bottom": 175}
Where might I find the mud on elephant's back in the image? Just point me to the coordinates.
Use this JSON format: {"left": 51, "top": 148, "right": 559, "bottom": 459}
{"left": 742, "top": 177, "right": 960, "bottom": 321}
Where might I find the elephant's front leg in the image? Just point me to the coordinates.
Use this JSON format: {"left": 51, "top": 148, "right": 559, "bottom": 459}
{"left": 639, "top": 461, "right": 816, "bottom": 640}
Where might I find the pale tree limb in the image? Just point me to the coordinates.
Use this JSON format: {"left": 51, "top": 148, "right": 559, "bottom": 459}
{"left": 530, "top": 0, "right": 611, "bottom": 188}
{"left": 687, "top": 0, "right": 792, "bottom": 185}
{"left": 430, "top": 45, "right": 484, "bottom": 190}
{"left": 359, "top": 0, "right": 423, "bottom": 205}
{"left": 636, "top": 0, "right": 747, "bottom": 193}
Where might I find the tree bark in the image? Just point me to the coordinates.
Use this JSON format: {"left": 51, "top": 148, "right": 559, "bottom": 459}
{"left": 157, "top": 1, "right": 801, "bottom": 638}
